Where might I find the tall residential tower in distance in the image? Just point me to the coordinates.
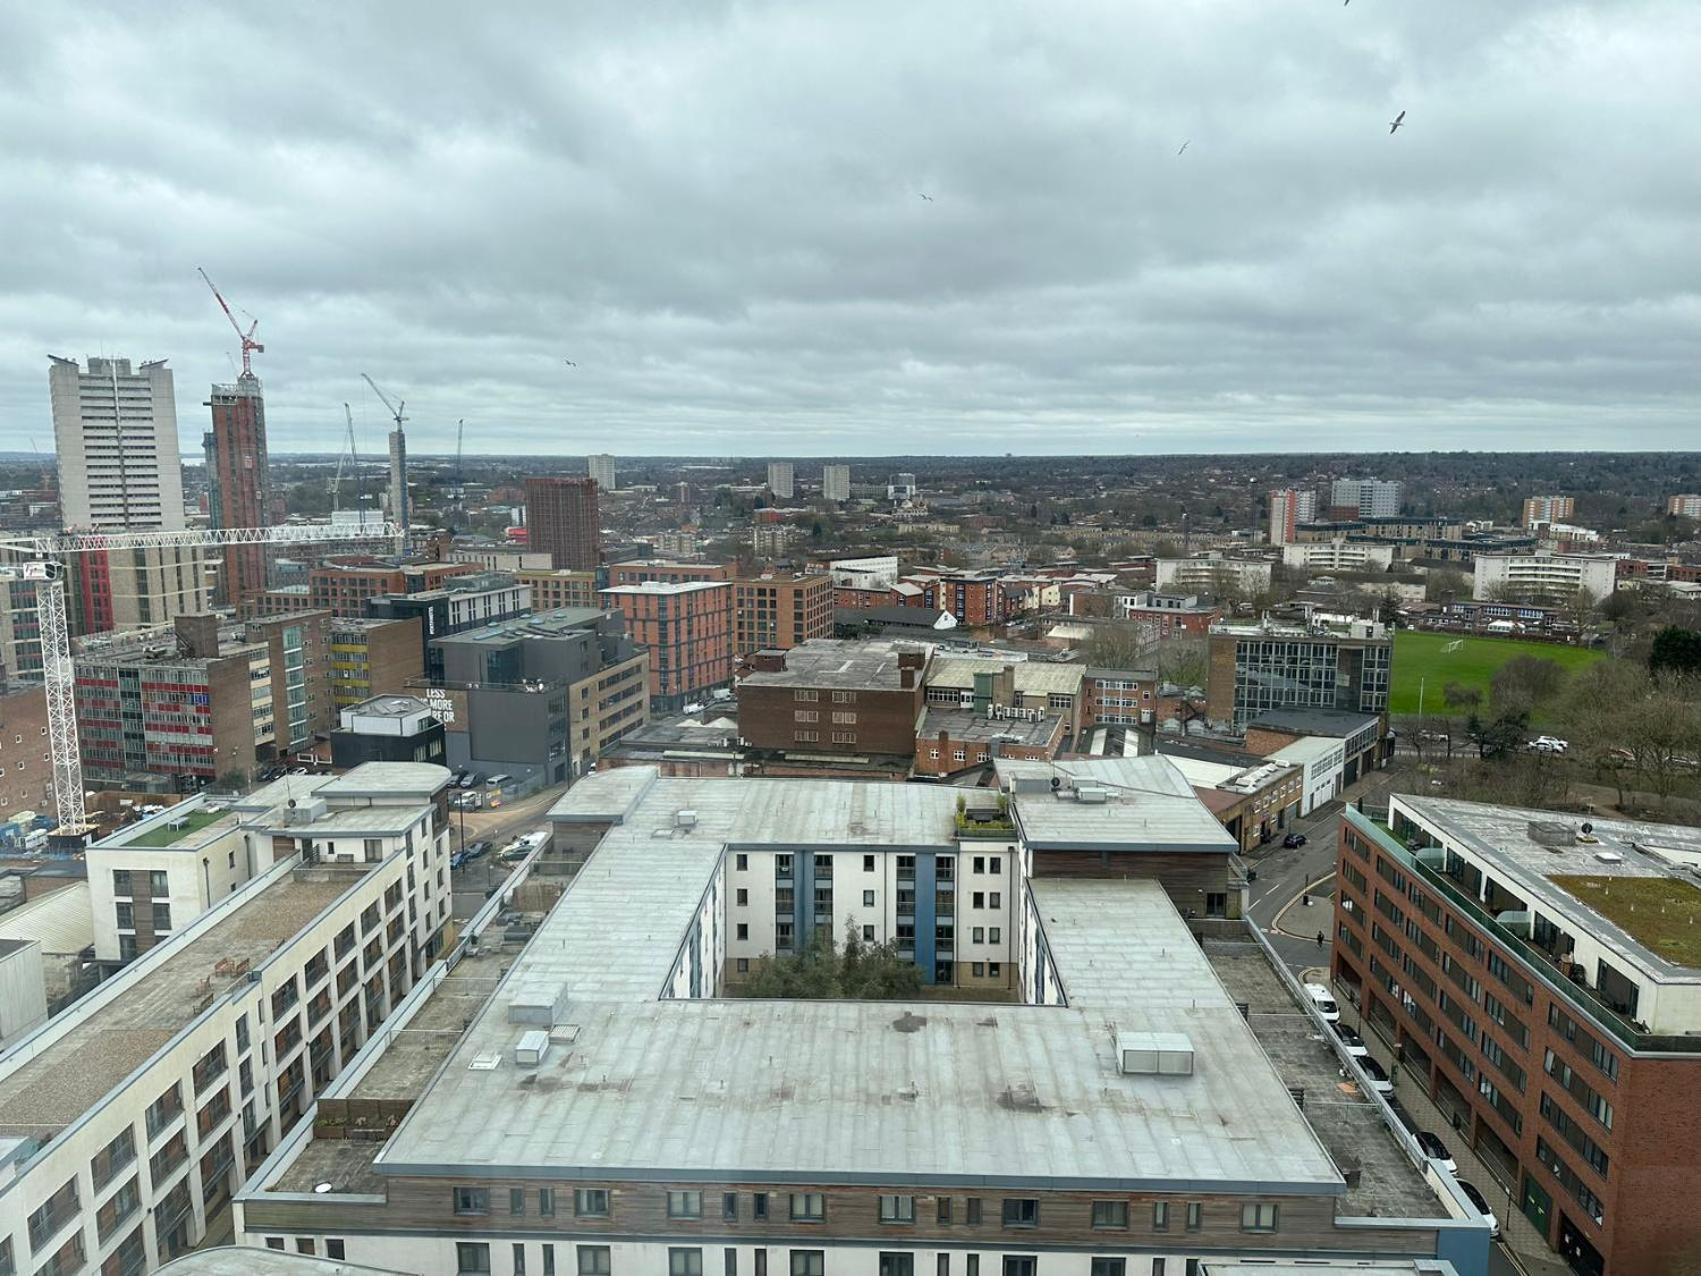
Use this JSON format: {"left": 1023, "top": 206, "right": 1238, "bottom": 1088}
{"left": 48, "top": 355, "right": 212, "bottom": 633}
{"left": 1329, "top": 477, "right": 1402, "bottom": 519}
{"left": 204, "top": 376, "right": 271, "bottom": 604}
{"left": 821, "top": 462, "right": 851, "bottom": 501}
{"left": 1267, "top": 487, "right": 1317, "bottom": 545}
{"left": 524, "top": 476, "right": 602, "bottom": 570}
{"left": 766, "top": 459, "right": 794, "bottom": 499}
{"left": 588, "top": 452, "right": 617, "bottom": 491}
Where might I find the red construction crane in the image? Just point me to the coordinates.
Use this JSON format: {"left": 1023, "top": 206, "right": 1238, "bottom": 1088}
{"left": 197, "top": 266, "right": 264, "bottom": 377}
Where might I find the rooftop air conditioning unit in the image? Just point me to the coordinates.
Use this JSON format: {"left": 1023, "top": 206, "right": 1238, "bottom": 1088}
{"left": 1117, "top": 1031, "right": 1195, "bottom": 1076}
{"left": 514, "top": 1030, "right": 550, "bottom": 1067}
{"left": 676, "top": 810, "right": 698, "bottom": 830}
{"left": 1075, "top": 785, "right": 1109, "bottom": 804}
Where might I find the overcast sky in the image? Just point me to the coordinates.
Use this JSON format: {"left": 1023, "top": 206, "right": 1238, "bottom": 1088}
{"left": 1, "top": 1, "right": 1697, "bottom": 459}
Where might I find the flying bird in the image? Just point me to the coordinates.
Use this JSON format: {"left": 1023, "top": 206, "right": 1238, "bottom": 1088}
{"left": 1389, "top": 110, "right": 1406, "bottom": 134}
{"left": 563, "top": 359, "right": 577, "bottom": 366}
{"left": 1177, "top": 140, "right": 1190, "bottom": 156}
{"left": 917, "top": 193, "right": 933, "bottom": 202}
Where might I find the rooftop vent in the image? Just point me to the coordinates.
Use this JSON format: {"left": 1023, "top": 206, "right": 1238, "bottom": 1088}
{"left": 514, "top": 1030, "right": 550, "bottom": 1068}
{"left": 1075, "top": 785, "right": 1110, "bottom": 805}
{"left": 676, "top": 809, "right": 698, "bottom": 830}
{"left": 469, "top": 1053, "right": 501, "bottom": 1071}
{"left": 1527, "top": 820, "right": 1576, "bottom": 849}
{"left": 508, "top": 985, "right": 569, "bottom": 1028}
{"left": 1594, "top": 850, "right": 1624, "bottom": 864}
{"left": 1116, "top": 1031, "right": 1194, "bottom": 1076}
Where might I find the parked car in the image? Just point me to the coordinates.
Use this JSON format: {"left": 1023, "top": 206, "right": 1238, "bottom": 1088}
{"left": 1528, "top": 735, "right": 1569, "bottom": 754}
{"left": 1331, "top": 1024, "right": 1369, "bottom": 1058}
{"left": 465, "top": 840, "right": 493, "bottom": 859}
{"left": 1304, "top": 982, "right": 1341, "bottom": 1023}
{"left": 1456, "top": 1180, "right": 1500, "bottom": 1237}
{"left": 1357, "top": 1056, "right": 1394, "bottom": 1095}
{"left": 1282, "top": 832, "right": 1307, "bottom": 849}
{"left": 450, "top": 850, "right": 469, "bottom": 870}
{"left": 1415, "top": 1130, "right": 1457, "bottom": 1174}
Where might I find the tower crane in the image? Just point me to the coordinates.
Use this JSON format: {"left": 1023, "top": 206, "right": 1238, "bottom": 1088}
{"left": 197, "top": 267, "right": 264, "bottom": 378}
{"left": 361, "top": 373, "right": 410, "bottom": 539}
{"left": 0, "top": 520, "right": 401, "bottom": 841}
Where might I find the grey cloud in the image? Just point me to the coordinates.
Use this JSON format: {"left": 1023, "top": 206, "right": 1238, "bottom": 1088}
{"left": 0, "top": 0, "right": 1697, "bottom": 456}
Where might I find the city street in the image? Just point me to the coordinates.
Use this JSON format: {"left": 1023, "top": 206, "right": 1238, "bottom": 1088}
{"left": 446, "top": 781, "right": 570, "bottom": 918}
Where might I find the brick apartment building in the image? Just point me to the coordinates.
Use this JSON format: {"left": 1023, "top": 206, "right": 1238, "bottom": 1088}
{"left": 0, "top": 681, "right": 51, "bottom": 821}
{"left": 609, "top": 560, "right": 729, "bottom": 586}
{"left": 329, "top": 616, "right": 425, "bottom": 709}
{"left": 1079, "top": 666, "right": 1161, "bottom": 728}
{"left": 515, "top": 567, "right": 600, "bottom": 611}
{"left": 600, "top": 580, "right": 732, "bottom": 710}
{"left": 1115, "top": 590, "right": 1225, "bottom": 638}
{"left": 904, "top": 570, "right": 1009, "bottom": 627}
{"left": 732, "top": 572, "right": 833, "bottom": 655}
{"left": 1335, "top": 798, "right": 1701, "bottom": 1276}
{"left": 525, "top": 476, "right": 602, "bottom": 570}
{"left": 308, "top": 560, "right": 474, "bottom": 618}
{"left": 737, "top": 639, "right": 929, "bottom": 778}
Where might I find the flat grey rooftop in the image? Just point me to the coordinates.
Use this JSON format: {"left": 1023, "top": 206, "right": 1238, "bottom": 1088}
{"left": 1203, "top": 939, "right": 1441, "bottom": 1220}
{"left": 739, "top": 638, "right": 923, "bottom": 690}
{"left": 1245, "top": 707, "right": 1381, "bottom": 738}
{"left": 549, "top": 771, "right": 962, "bottom": 850}
{"left": 0, "top": 868, "right": 363, "bottom": 1139}
{"left": 267, "top": 805, "right": 432, "bottom": 838}
{"left": 433, "top": 606, "right": 607, "bottom": 645}
{"left": 382, "top": 770, "right": 1341, "bottom": 1194}
{"left": 929, "top": 656, "right": 1083, "bottom": 696}
{"left": 1000, "top": 757, "right": 1240, "bottom": 854}
{"left": 159, "top": 1247, "right": 397, "bottom": 1275}
{"left": 1394, "top": 794, "right": 1701, "bottom": 980}
{"left": 919, "top": 706, "right": 1058, "bottom": 746}
{"left": 314, "top": 763, "right": 452, "bottom": 800}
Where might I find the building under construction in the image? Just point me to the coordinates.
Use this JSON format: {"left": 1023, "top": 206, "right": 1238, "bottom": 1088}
{"left": 204, "top": 375, "right": 271, "bottom": 605}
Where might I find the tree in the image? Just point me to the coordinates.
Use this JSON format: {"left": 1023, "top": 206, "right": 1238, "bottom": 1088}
{"left": 737, "top": 922, "right": 923, "bottom": 1000}
{"left": 1561, "top": 588, "right": 1598, "bottom": 638}
{"left": 1468, "top": 708, "right": 1529, "bottom": 760}
{"left": 1490, "top": 655, "right": 1566, "bottom": 715}
{"left": 1649, "top": 626, "right": 1701, "bottom": 677}
{"left": 1425, "top": 569, "right": 1470, "bottom": 603}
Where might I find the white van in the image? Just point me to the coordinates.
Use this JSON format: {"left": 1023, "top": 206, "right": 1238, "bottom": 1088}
{"left": 1304, "top": 982, "right": 1341, "bottom": 1022}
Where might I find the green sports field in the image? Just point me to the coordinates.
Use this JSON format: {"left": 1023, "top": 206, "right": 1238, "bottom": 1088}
{"left": 1389, "top": 630, "right": 1603, "bottom": 717}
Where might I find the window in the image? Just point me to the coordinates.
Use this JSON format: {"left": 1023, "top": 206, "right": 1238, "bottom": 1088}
{"left": 545, "top": 1246, "right": 558, "bottom": 1276}
{"left": 990, "top": 857, "right": 1002, "bottom": 874}
{"left": 1151, "top": 1201, "right": 1169, "bottom": 1231}
{"left": 972, "top": 962, "right": 984, "bottom": 977}
{"left": 966, "top": 1198, "right": 982, "bottom": 1224}
{"left": 1185, "top": 1202, "right": 1202, "bottom": 1232}
{"left": 988, "top": 962, "right": 1001, "bottom": 978}
{"left": 578, "top": 1248, "right": 611, "bottom": 1276}
{"left": 737, "top": 924, "right": 749, "bottom": 941}
{"left": 327, "top": 1241, "right": 346, "bottom": 1260}
{"left": 515, "top": 1244, "right": 528, "bottom": 1276}
{"left": 113, "top": 869, "right": 133, "bottom": 896}
{"left": 973, "top": 892, "right": 984, "bottom": 908}
{"left": 989, "top": 927, "right": 1001, "bottom": 944}
{"left": 863, "top": 925, "right": 876, "bottom": 942}
{"left": 1091, "top": 1200, "right": 1128, "bottom": 1229}
{"left": 90, "top": 1127, "right": 136, "bottom": 1191}
{"left": 937, "top": 1258, "right": 950, "bottom": 1276}
{"left": 864, "top": 855, "right": 876, "bottom": 872}
{"left": 266, "top": 1239, "right": 285, "bottom": 1251}
{"left": 736, "top": 854, "right": 749, "bottom": 871}
{"left": 145, "top": 1083, "right": 183, "bottom": 1137}
{"left": 989, "top": 892, "right": 1001, "bottom": 908}
{"left": 1002, "top": 1260, "right": 1036, "bottom": 1276}
{"left": 790, "top": 1254, "right": 824, "bottom": 1276}
{"left": 973, "top": 928, "right": 985, "bottom": 943}
{"left": 1001, "top": 1198, "right": 1039, "bottom": 1228}
{"left": 1241, "top": 1203, "right": 1279, "bottom": 1232}
{"left": 724, "top": 1193, "right": 739, "bottom": 1221}
{"left": 937, "top": 1197, "right": 953, "bottom": 1224}
{"left": 671, "top": 1250, "right": 705, "bottom": 1276}
{"left": 879, "top": 1256, "right": 914, "bottom": 1276}
{"left": 454, "top": 1186, "right": 490, "bottom": 1215}
{"left": 458, "top": 1242, "right": 492, "bottom": 1275}
{"left": 878, "top": 1195, "right": 915, "bottom": 1223}
{"left": 668, "top": 1190, "right": 703, "bottom": 1219}
{"left": 736, "top": 889, "right": 749, "bottom": 906}
{"left": 153, "top": 901, "right": 173, "bottom": 932}
{"left": 511, "top": 1187, "right": 527, "bottom": 1215}
{"left": 1090, "top": 1262, "right": 1125, "bottom": 1276}
{"left": 540, "top": 1188, "right": 556, "bottom": 1217}
{"left": 864, "top": 890, "right": 876, "bottom": 907}
{"left": 575, "top": 1188, "right": 609, "bottom": 1217}
{"left": 790, "top": 1192, "right": 825, "bottom": 1222}
{"left": 753, "top": 1193, "right": 769, "bottom": 1220}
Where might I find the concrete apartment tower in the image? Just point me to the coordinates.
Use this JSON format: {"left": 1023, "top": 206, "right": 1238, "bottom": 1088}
{"left": 766, "top": 460, "right": 795, "bottom": 499}
{"left": 524, "top": 476, "right": 602, "bottom": 570}
{"left": 1267, "top": 487, "right": 1316, "bottom": 545}
{"left": 204, "top": 374, "right": 271, "bottom": 605}
{"left": 588, "top": 453, "right": 617, "bottom": 491}
{"left": 49, "top": 356, "right": 212, "bottom": 633}
{"left": 821, "top": 462, "right": 850, "bottom": 502}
